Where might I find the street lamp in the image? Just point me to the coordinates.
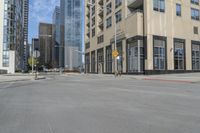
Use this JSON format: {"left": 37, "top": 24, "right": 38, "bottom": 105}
{"left": 87, "top": 2, "right": 117, "bottom": 76}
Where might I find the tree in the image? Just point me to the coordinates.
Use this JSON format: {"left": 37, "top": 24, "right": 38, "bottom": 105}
{"left": 28, "top": 57, "right": 39, "bottom": 68}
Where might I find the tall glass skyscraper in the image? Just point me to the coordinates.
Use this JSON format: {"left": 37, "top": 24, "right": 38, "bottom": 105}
{"left": 0, "top": 0, "right": 27, "bottom": 73}
{"left": 52, "top": 6, "right": 63, "bottom": 68}
{"left": 23, "top": 0, "right": 29, "bottom": 71}
{"left": 60, "top": 0, "right": 82, "bottom": 70}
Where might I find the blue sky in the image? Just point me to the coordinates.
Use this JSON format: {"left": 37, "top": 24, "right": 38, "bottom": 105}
{"left": 28, "top": 0, "right": 60, "bottom": 43}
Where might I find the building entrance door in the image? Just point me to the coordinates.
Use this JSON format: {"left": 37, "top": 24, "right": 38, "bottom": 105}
{"left": 97, "top": 48, "right": 104, "bottom": 74}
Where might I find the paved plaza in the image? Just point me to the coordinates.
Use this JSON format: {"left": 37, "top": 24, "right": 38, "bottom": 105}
{"left": 0, "top": 74, "right": 200, "bottom": 133}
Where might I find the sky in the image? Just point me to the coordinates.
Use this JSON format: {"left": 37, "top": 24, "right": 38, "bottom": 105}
{"left": 28, "top": 0, "right": 60, "bottom": 43}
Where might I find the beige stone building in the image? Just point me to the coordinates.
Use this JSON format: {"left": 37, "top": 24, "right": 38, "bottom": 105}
{"left": 84, "top": 0, "right": 200, "bottom": 74}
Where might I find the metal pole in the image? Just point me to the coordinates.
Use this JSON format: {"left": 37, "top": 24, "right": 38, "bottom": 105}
{"left": 114, "top": 14, "right": 117, "bottom": 77}
{"left": 32, "top": 40, "right": 34, "bottom": 74}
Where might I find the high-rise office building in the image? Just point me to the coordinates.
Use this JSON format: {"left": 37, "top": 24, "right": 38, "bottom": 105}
{"left": 39, "top": 23, "right": 53, "bottom": 68}
{"left": 52, "top": 6, "right": 63, "bottom": 68}
{"left": 60, "top": 0, "right": 83, "bottom": 70}
{"left": 0, "top": 0, "right": 26, "bottom": 73}
{"left": 23, "top": 0, "right": 29, "bottom": 71}
{"left": 32, "top": 38, "right": 40, "bottom": 51}
{"left": 85, "top": 0, "right": 200, "bottom": 74}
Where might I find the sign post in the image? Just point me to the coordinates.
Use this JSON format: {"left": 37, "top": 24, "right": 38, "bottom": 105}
{"left": 112, "top": 50, "right": 119, "bottom": 58}
{"left": 33, "top": 50, "right": 40, "bottom": 80}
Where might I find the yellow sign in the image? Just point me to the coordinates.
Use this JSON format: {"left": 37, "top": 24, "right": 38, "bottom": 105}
{"left": 112, "top": 50, "right": 119, "bottom": 58}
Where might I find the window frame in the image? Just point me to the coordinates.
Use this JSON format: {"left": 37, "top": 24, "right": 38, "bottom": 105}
{"left": 174, "top": 38, "right": 186, "bottom": 70}
{"left": 153, "top": 36, "right": 167, "bottom": 70}
{"left": 176, "top": 3, "right": 181, "bottom": 17}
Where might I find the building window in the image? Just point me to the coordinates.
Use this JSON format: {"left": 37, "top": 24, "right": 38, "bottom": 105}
{"left": 115, "top": 0, "right": 122, "bottom": 8}
{"left": 191, "top": 8, "right": 200, "bottom": 20}
{"left": 153, "top": 0, "right": 165, "bottom": 12}
{"left": 127, "top": 40, "right": 144, "bottom": 73}
{"left": 153, "top": 37, "right": 166, "bottom": 70}
{"left": 191, "top": 0, "right": 199, "bottom": 5}
{"left": 97, "top": 48, "right": 104, "bottom": 73}
{"left": 192, "top": 42, "right": 200, "bottom": 70}
{"left": 106, "top": 17, "right": 112, "bottom": 28}
{"left": 92, "top": 6, "right": 95, "bottom": 16}
{"left": 106, "top": 46, "right": 112, "bottom": 73}
{"left": 106, "top": 2, "right": 112, "bottom": 15}
{"left": 194, "top": 26, "right": 199, "bottom": 34}
{"left": 117, "top": 42, "right": 123, "bottom": 73}
{"left": 91, "top": 51, "right": 96, "bottom": 73}
{"left": 97, "top": 35, "right": 104, "bottom": 44}
{"left": 174, "top": 39, "right": 185, "bottom": 70}
{"left": 2, "top": 51, "right": 9, "bottom": 67}
{"left": 92, "top": 0, "right": 95, "bottom": 4}
{"left": 115, "top": 10, "right": 122, "bottom": 23}
{"left": 176, "top": 4, "right": 181, "bottom": 16}
{"left": 92, "top": 17, "right": 95, "bottom": 27}
{"left": 85, "top": 53, "right": 90, "bottom": 73}
{"left": 92, "top": 28, "right": 95, "bottom": 37}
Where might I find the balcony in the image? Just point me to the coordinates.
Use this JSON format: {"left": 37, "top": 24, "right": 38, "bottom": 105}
{"left": 98, "top": 10, "right": 103, "bottom": 18}
{"left": 87, "top": 32, "right": 90, "bottom": 38}
{"left": 98, "top": 20, "right": 103, "bottom": 27}
{"left": 85, "top": 41, "right": 90, "bottom": 49}
{"left": 98, "top": 0, "right": 103, "bottom": 6}
{"left": 87, "top": 21, "right": 90, "bottom": 27}
{"left": 125, "top": 10, "right": 144, "bottom": 37}
{"left": 127, "top": 0, "right": 143, "bottom": 9}
{"left": 86, "top": 11, "right": 90, "bottom": 18}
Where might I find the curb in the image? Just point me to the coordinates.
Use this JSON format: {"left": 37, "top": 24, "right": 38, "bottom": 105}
{"left": 0, "top": 76, "right": 46, "bottom": 83}
{"left": 142, "top": 78, "right": 194, "bottom": 83}
{"left": 0, "top": 79, "right": 31, "bottom": 83}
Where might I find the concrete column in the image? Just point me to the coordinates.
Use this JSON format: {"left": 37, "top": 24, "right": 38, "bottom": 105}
{"left": 145, "top": 35, "right": 153, "bottom": 70}
{"left": 122, "top": 39, "right": 127, "bottom": 73}
{"left": 167, "top": 37, "right": 174, "bottom": 70}
{"left": 103, "top": 47, "right": 106, "bottom": 73}
{"left": 89, "top": 51, "right": 91, "bottom": 73}
{"left": 186, "top": 39, "right": 192, "bottom": 70}
{"left": 95, "top": 50, "right": 97, "bottom": 73}
{"left": 112, "top": 43, "right": 115, "bottom": 73}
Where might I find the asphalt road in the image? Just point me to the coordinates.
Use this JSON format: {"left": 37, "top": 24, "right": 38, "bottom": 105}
{"left": 0, "top": 74, "right": 200, "bottom": 133}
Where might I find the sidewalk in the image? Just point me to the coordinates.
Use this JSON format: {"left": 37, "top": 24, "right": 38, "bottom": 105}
{"left": 82, "top": 73, "right": 200, "bottom": 83}
{"left": 0, "top": 74, "right": 45, "bottom": 83}
{"left": 132, "top": 73, "right": 200, "bottom": 83}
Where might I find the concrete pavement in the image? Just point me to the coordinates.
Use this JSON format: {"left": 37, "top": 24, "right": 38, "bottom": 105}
{"left": 0, "top": 74, "right": 200, "bottom": 133}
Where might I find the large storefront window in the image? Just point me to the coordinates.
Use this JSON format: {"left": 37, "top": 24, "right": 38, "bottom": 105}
{"left": 85, "top": 53, "right": 90, "bottom": 73}
{"left": 127, "top": 40, "right": 144, "bottom": 73}
{"left": 192, "top": 42, "right": 200, "bottom": 70}
{"left": 153, "top": 37, "right": 166, "bottom": 70}
{"left": 117, "top": 42, "right": 123, "bottom": 73}
{"left": 174, "top": 40, "right": 185, "bottom": 70}
{"left": 106, "top": 46, "right": 112, "bottom": 73}
{"left": 97, "top": 48, "right": 104, "bottom": 74}
{"left": 91, "top": 51, "right": 96, "bottom": 73}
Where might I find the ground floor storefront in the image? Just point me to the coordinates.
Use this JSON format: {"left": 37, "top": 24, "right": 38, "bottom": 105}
{"left": 85, "top": 35, "right": 200, "bottom": 75}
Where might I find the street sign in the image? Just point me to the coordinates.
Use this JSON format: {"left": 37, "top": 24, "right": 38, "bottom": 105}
{"left": 33, "top": 50, "right": 40, "bottom": 58}
{"left": 112, "top": 50, "right": 119, "bottom": 58}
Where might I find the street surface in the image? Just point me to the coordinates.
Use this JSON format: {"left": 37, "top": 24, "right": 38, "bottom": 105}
{"left": 0, "top": 74, "right": 200, "bottom": 133}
